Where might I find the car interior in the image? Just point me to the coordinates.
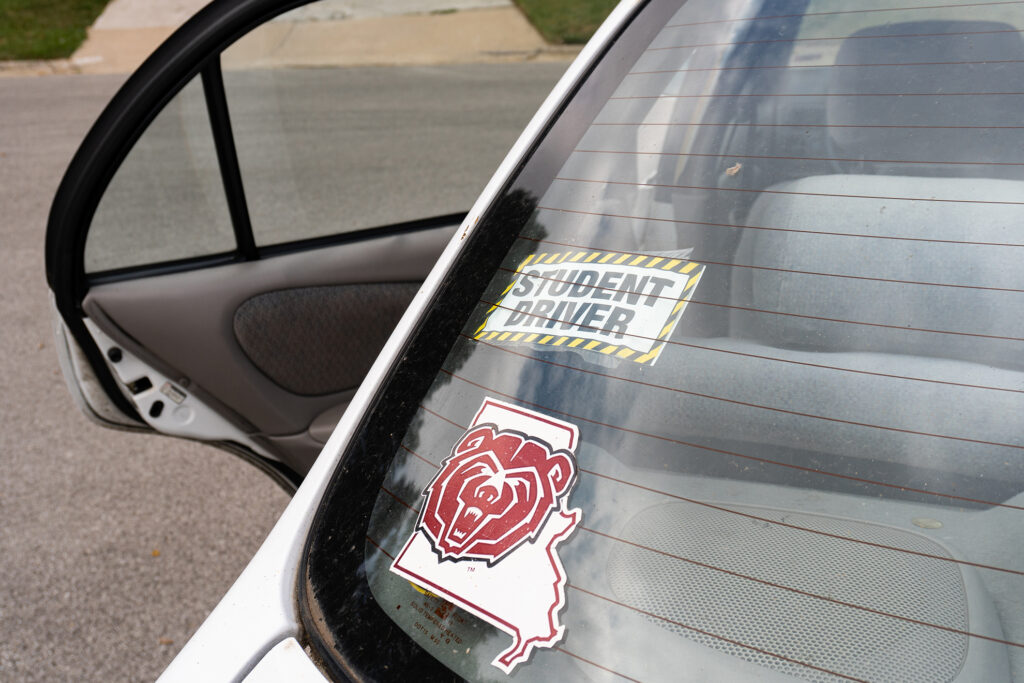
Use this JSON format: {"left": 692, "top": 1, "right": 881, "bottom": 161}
{"left": 579, "top": 11, "right": 1024, "bottom": 681}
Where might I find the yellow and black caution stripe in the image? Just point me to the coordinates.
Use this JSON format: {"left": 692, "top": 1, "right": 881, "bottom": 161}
{"left": 473, "top": 250, "right": 705, "bottom": 366}
{"left": 515, "top": 250, "right": 702, "bottom": 271}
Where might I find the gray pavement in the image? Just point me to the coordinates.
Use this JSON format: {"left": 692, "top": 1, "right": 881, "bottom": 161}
{"left": 0, "top": 62, "right": 566, "bottom": 681}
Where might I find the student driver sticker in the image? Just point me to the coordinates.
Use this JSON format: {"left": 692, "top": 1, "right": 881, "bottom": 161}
{"left": 390, "top": 398, "right": 581, "bottom": 673}
{"left": 474, "top": 249, "right": 705, "bottom": 365}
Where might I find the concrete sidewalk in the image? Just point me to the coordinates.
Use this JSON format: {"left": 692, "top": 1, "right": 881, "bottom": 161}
{"left": 0, "top": 0, "right": 577, "bottom": 77}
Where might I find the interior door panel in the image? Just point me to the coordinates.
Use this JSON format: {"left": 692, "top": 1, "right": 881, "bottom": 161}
{"left": 83, "top": 224, "right": 455, "bottom": 473}
{"left": 46, "top": 0, "right": 567, "bottom": 488}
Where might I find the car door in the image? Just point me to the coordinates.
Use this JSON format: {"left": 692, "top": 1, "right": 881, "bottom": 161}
{"left": 46, "top": 0, "right": 565, "bottom": 488}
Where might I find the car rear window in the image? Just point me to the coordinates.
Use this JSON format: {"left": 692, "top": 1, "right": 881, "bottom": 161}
{"left": 304, "top": 1, "right": 1024, "bottom": 680}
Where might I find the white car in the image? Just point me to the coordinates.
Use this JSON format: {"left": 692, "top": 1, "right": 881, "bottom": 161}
{"left": 48, "top": 0, "right": 1024, "bottom": 680}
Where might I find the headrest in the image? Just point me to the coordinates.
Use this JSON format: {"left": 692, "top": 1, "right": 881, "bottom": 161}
{"left": 827, "top": 21, "right": 1024, "bottom": 176}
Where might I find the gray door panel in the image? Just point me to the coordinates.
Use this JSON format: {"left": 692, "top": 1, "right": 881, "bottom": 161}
{"left": 84, "top": 224, "right": 454, "bottom": 472}
{"left": 45, "top": 0, "right": 569, "bottom": 482}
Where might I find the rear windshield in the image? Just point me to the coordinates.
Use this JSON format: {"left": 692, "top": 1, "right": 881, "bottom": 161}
{"left": 306, "top": 1, "right": 1024, "bottom": 680}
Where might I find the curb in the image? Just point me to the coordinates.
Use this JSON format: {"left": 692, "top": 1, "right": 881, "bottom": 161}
{"left": 0, "top": 59, "right": 80, "bottom": 78}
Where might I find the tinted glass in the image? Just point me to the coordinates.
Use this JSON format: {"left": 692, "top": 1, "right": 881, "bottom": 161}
{"left": 308, "top": 1, "right": 1024, "bottom": 680}
{"left": 85, "top": 78, "right": 235, "bottom": 273}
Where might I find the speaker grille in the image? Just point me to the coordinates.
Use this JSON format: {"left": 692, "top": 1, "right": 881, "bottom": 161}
{"left": 607, "top": 503, "right": 968, "bottom": 682}
{"left": 233, "top": 283, "right": 419, "bottom": 395}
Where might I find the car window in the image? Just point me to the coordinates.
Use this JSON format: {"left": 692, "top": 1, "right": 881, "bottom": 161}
{"left": 84, "top": 0, "right": 560, "bottom": 276}
{"left": 85, "top": 77, "right": 236, "bottom": 273}
{"left": 219, "top": 2, "right": 551, "bottom": 247}
{"left": 305, "top": 1, "right": 1024, "bottom": 680}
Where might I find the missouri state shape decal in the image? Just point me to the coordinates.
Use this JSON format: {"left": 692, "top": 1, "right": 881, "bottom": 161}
{"left": 390, "top": 398, "right": 582, "bottom": 673}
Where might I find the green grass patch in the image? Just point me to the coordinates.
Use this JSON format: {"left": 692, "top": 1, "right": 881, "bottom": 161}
{"left": 0, "top": 0, "right": 110, "bottom": 60}
{"left": 513, "top": 0, "right": 619, "bottom": 44}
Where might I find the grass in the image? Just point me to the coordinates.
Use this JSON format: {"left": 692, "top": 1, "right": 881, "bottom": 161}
{"left": 0, "top": 0, "right": 110, "bottom": 60}
{"left": 513, "top": 0, "right": 619, "bottom": 45}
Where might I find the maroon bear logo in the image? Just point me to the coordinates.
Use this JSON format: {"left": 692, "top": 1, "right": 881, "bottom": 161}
{"left": 418, "top": 424, "right": 577, "bottom": 565}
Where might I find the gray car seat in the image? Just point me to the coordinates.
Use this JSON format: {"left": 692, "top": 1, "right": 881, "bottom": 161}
{"left": 827, "top": 20, "right": 1024, "bottom": 177}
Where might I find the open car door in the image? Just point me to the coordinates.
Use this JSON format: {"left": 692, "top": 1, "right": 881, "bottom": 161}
{"left": 45, "top": 0, "right": 564, "bottom": 489}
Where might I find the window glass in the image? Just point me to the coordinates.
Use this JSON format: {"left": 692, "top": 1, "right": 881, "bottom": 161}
{"left": 219, "top": 2, "right": 563, "bottom": 247}
{"left": 310, "top": 0, "right": 1024, "bottom": 680}
{"left": 85, "top": 78, "right": 235, "bottom": 273}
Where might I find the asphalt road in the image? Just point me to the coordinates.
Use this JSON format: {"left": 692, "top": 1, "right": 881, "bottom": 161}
{"left": 0, "top": 62, "right": 566, "bottom": 681}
